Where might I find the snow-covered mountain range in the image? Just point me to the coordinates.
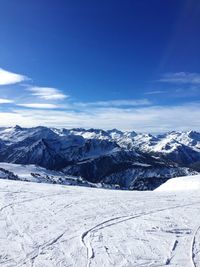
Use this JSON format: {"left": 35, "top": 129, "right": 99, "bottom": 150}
{"left": 0, "top": 125, "right": 199, "bottom": 190}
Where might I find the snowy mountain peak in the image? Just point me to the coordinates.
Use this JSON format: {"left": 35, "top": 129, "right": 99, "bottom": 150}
{"left": 14, "top": 125, "right": 23, "bottom": 131}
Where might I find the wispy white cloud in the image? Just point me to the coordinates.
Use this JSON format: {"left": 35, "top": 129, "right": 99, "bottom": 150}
{"left": 17, "top": 103, "right": 58, "bottom": 109}
{"left": 1, "top": 67, "right": 200, "bottom": 133}
{"left": 0, "top": 68, "right": 27, "bottom": 85}
{"left": 144, "top": 90, "right": 165, "bottom": 95}
{"left": 1, "top": 102, "right": 200, "bottom": 133}
{"left": 0, "top": 98, "right": 14, "bottom": 104}
{"left": 28, "top": 87, "right": 68, "bottom": 100}
{"left": 159, "top": 72, "right": 200, "bottom": 84}
{"left": 75, "top": 99, "right": 151, "bottom": 107}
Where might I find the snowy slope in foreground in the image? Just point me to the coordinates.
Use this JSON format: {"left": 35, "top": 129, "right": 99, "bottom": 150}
{"left": 0, "top": 180, "right": 200, "bottom": 267}
{"left": 156, "top": 174, "right": 200, "bottom": 192}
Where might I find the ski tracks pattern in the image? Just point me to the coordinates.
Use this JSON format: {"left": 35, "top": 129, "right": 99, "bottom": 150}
{"left": 81, "top": 201, "right": 200, "bottom": 267}
{"left": 191, "top": 225, "right": 200, "bottom": 267}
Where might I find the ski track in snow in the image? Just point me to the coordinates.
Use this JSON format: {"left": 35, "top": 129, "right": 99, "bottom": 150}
{"left": 81, "top": 201, "right": 200, "bottom": 267}
{"left": 0, "top": 179, "right": 200, "bottom": 267}
{"left": 191, "top": 226, "right": 200, "bottom": 267}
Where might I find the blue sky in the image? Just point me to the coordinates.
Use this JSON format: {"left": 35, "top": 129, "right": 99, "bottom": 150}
{"left": 0, "top": 0, "right": 200, "bottom": 133}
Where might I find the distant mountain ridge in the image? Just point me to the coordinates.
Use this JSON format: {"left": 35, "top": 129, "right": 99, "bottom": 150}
{"left": 0, "top": 125, "right": 199, "bottom": 190}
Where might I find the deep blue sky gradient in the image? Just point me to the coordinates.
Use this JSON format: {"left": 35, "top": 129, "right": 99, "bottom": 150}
{"left": 0, "top": 0, "right": 199, "bottom": 102}
{"left": 0, "top": 0, "right": 200, "bottom": 131}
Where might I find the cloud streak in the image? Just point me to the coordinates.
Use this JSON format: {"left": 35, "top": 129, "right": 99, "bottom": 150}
{"left": 17, "top": 103, "right": 58, "bottom": 109}
{"left": 144, "top": 90, "right": 165, "bottom": 95}
{"left": 0, "top": 102, "right": 199, "bottom": 133}
{"left": 159, "top": 72, "right": 200, "bottom": 84}
{"left": 0, "top": 98, "right": 14, "bottom": 104}
{"left": 28, "top": 87, "right": 68, "bottom": 100}
{"left": 75, "top": 99, "right": 151, "bottom": 107}
{"left": 0, "top": 68, "right": 27, "bottom": 85}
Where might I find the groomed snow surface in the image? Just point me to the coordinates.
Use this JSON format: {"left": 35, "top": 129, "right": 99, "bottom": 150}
{"left": 156, "top": 174, "right": 200, "bottom": 192}
{"left": 1, "top": 176, "right": 200, "bottom": 267}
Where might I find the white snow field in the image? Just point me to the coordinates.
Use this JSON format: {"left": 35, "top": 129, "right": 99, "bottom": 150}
{"left": 0, "top": 177, "right": 200, "bottom": 267}
{"left": 156, "top": 174, "right": 200, "bottom": 192}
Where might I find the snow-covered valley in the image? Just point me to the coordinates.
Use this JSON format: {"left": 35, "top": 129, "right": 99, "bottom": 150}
{"left": 1, "top": 176, "right": 200, "bottom": 267}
